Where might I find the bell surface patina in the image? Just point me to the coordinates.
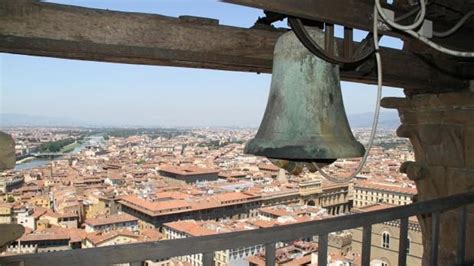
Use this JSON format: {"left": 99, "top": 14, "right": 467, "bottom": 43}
{"left": 0, "top": 131, "right": 15, "bottom": 171}
{"left": 245, "top": 28, "right": 365, "bottom": 168}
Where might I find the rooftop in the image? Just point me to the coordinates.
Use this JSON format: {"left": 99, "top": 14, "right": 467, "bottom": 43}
{"left": 84, "top": 213, "right": 138, "bottom": 227}
{"left": 159, "top": 166, "right": 220, "bottom": 176}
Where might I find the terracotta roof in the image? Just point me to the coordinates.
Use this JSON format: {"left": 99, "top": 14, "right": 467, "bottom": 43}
{"left": 352, "top": 203, "right": 396, "bottom": 213}
{"left": 214, "top": 192, "right": 259, "bottom": 204}
{"left": 140, "top": 228, "right": 163, "bottom": 241}
{"left": 259, "top": 207, "right": 290, "bottom": 217}
{"left": 352, "top": 203, "right": 419, "bottom": 225}
{"left": 248, "top": 220, "right": 278, "bottom": 228}
{"left": 84, "top": 213, "right": 138, "bottom": 227}
{"left": 354, "top": 180, "right": 417, "bottom": 194}
{"left": 218, "top": 171, "right": 247, "bottom": 178}
{"left": 119, "top": 196, "right": 192, "bottom": 214}
{"left": 33, "top": 207, "right": 48, "bottom": 219}
{"left": 85, "top": 230, "right": 139, "bottom": 246}
{"left": 155, "top": 191, "right": 191, "bottom": 200}
{"left": 119, "top": 192, "right": 260, "bottom": 217}
{"left": 164, "top": 220, "right": 221, "bottom": 237}
{"left": 0, "top": 202, "right": 13, "bottom": 208}
{"left": 159, "top": 166, "right": 219, "bottom": 176}
{"left": 257, "top": 163, "right": 280, "bottom": 171}
{"left": 44, "top": 211, "right": 78, "bottom": 219}
{"left": 19, "top": 231, "right": 70, "bottom": 242}
{"left": 37, "top": 226, "right": 87, "bottom": 243}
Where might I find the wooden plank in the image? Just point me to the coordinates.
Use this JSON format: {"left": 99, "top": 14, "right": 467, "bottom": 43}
{"left": 0, "top": 0, "right": 467, "bottom": 91}
{"left": 223, "top": 0, "right": 390, "bottom": 35}
{"left": 1, "top": 191, "right": 473, "bottom": 266}
{"left": 223, "top": 0, "right": 474, "bottom": 51}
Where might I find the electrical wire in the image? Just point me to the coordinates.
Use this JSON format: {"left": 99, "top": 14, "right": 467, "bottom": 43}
{"left": 375, "top": 0, "right": 427, "bottom": 30}
{"left": 310, "top": 7, "right": 383, "bottom": 184}
{"left": 404, "top": 29, "right": 474, "bottom": 57}
{"left": 297, "top": 0, "right": 472, "bottom": 182}
{"left": 375, "top": 0, "right": 474, "bottom": 57}
{"left": 433, "top": 10, "right": 474, "bottom": 37}
{"left": 287, "top": 2, "right": 429, "bottom": 66}
{"left": 394, "top": 6, "right": 421, "bottom": 22}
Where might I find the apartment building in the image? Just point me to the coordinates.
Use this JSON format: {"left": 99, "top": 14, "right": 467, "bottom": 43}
{"left": 163, "top": 220, "right": 265, "bottom": 266}
{"left": 353, "top": 180, "right": 416, "bottom": 208}
{"left": 84, "top": 213, "right": 139, "bottom": 233}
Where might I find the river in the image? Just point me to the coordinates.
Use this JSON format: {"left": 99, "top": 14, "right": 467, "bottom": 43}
{"left": 15, "top": 135, "right": 105, "bottom": 171}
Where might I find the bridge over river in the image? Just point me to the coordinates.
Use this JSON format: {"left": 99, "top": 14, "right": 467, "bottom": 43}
{"left": 30, "top": 152, "right": 64, "bottom": 158}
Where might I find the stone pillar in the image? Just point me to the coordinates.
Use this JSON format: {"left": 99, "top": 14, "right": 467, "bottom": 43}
{"left": 381, "top": 92, "right": 474, "bottom": 265}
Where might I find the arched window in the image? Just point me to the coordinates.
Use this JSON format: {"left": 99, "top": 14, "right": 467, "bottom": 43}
{"left": 382, "top": 232, "right": 390, "bottom": 248}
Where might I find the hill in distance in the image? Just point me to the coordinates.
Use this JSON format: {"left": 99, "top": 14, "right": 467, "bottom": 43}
{"left": 0, "top": 111, "right": 400, "bottom": 129}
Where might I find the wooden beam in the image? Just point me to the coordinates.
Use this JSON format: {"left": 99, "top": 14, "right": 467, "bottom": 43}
{"left": 223, "top": 0, "right": 385, "bottom": 35}
{"left": 0, "top": 0, "right": 468, "bottom": 91}
{"left": 223, "top": 0, "right": 474, "bottom": 51}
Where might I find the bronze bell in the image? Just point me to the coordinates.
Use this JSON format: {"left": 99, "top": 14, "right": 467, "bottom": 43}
{"left": 245, "top": 28, "right": 365, "bottom": 172}
{"left": 0, "top": 131, "right": 15, "bottom": 171}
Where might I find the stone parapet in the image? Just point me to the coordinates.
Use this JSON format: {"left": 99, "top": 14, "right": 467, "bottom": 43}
{"left": 381, "top": 92, "right": 474, "bottom": 265}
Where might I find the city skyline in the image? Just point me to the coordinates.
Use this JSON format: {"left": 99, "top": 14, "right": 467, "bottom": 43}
{"left": 0, "top": 0, "right": 405, "bottom": 127}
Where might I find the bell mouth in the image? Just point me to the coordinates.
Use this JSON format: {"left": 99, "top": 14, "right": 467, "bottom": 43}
{"left": 244, "top": 138, "right": 365, "bottom": 161}
{"left": 270, "top": 158, "right": 336, "bottom": 166}
{"left": 269, "top": 158, "right": 336, "bottom": 175}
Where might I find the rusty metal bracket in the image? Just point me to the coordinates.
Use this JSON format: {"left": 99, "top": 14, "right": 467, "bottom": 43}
{"left": 288, "top": 17, "right": 375, "bottom": 65}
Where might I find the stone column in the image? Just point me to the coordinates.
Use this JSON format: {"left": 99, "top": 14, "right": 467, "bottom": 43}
{"left": 381, "top": 92, "right": 474, "bottom": 265}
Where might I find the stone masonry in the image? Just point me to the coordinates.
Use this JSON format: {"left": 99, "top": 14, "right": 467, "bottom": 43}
{"left": 381, "top": 92, "right": 474, "bottom": 265}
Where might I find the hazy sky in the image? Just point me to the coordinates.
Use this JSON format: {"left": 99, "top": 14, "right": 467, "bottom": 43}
{"left": 0, "top": 0, "right": 404, "bottom": 127}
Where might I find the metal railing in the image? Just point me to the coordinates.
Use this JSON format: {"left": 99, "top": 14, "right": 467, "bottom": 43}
{"left": 1, "top": 191, "right": 473, "bottom": 266}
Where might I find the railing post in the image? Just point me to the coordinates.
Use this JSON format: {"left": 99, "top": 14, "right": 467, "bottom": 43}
{"left": 318, "top": 234, "right": 328, "bottom": 266}
{"left": 398, "top": 217, "right": 409, "bottom": 266}
{"left": 202, "top": 252, "right": 214, "bottom": 266}
{"left": 265, "top": 242, "right": 276, "bottom": 266}
{"left": 430, "top": 212, "right": 440, "bottom": 266}
{"left": 362, "top": 225, "right": 372, "bottom": 266}
{"left": 456, "top": 206, "right": 467, "bottom": 266}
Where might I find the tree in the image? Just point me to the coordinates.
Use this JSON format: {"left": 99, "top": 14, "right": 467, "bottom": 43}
{"left": 6, "top": 195, "right": 14, "bottom": 203}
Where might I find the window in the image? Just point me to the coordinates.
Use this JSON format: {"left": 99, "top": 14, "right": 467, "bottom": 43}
{"left": 382, "top": 232, "right": 390, "bottom": 248}
{"left": 381, "top": 262, "right": 389, "bottom": 266}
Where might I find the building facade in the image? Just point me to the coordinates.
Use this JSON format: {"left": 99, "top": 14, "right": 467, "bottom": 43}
{"left": 353, "top": 180, "right": 416, "bottom": 208}
{"left": 351, "top": 204, "right": 423, "bottom": 266}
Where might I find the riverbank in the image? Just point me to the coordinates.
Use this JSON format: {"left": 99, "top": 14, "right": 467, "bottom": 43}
{"left": 60, "top": 141, "right": 81, "bottom": 153}
{"left": 14, "top": 135, "right": 104, "bottom": 171}
{"left": 16, "top": 156, "right": 36, "bottom": 164}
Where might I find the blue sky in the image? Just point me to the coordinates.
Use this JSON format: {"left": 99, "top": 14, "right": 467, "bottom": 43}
{"left": 0, "top": 0, "right": 404, "bottom": 127}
